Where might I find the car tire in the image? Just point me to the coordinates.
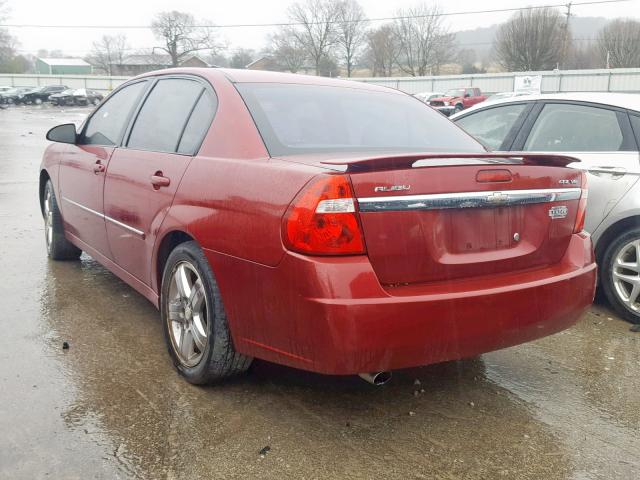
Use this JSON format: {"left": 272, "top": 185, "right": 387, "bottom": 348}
{"left": 160, "top": 241, "right": 252, "bottom": 384}
{"left": 34, "top": 98, "right": 42, "bottom": 105}
{"left": 455, "top": 103, "right": 464, "bottom": 113}
{"left": 43, "top": 180, "right": 82, "bottom": 261}
{"left": 601, "top": 228, "right": 640, "bottom": 324}
{"left": 92, "top": 98, "right": 101, "bottom": 106}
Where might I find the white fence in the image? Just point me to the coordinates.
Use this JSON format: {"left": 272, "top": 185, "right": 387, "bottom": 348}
{"left": 0, "top": 73, "right": 129, "bottom": 93}
{"left": 1, "top": 67, "right": 640, "bottom": 95}
{"left": 354, "top": 68, "right": 640, "bottom": 94}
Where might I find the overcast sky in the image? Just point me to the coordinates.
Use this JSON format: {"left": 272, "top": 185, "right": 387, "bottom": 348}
{"left": 3, "top": 0, "right": 638, "bottom": 57}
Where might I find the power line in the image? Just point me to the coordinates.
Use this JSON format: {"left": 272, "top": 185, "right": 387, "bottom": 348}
{"left": 0, "top": 0, "right": 630, "bottom": 29}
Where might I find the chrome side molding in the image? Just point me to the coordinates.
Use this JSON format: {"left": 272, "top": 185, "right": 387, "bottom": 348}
{"left": 62, "top": 196, "right": 146, "bottom": 238}
{"left": 357, "top": 188, "right": 582, "bottom": 212}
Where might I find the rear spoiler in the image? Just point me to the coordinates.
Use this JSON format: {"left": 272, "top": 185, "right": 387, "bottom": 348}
{"left": 320, "top": 152, "right": 580, "bottom": 172}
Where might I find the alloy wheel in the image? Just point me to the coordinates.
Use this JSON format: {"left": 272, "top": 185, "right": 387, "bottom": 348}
{"left": 612, "top": 239, "right": 640, "bottom": 312}
{"left": 43, "top": 189, "right": 53, "bottom": 253}
{"left": 166, "top": 261, "right": 209, "bottom": 367}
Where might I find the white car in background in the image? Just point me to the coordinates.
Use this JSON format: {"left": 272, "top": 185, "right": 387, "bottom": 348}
{"left": 452, "top": 92, "right": 640, "bottom": 323}
{"left": 413, "top": 91, "right": 444, "bottom": 103}
{"left": 485, "top": 91, "right": 533, "bottom": 103}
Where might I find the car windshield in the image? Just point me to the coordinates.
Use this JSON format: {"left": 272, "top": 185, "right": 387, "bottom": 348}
{"left": 445, "top": 89, "right": 466, "bottom": 97}
{"left": 236, "top": 83, "right": 483, "bottom": 156}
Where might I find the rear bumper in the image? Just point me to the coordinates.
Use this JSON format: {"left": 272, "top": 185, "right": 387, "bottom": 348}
{"left": 206, "top": 233, "right": 596, "bottom": 375}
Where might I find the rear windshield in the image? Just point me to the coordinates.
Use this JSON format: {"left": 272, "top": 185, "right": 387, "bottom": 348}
{"left": 236, "top": 83, "right": 483, "bottom": 156}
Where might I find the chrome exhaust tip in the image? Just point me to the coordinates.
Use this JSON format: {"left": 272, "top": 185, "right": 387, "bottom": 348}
{"left": 358, "top": 371, "right": 392, "bottom": 386}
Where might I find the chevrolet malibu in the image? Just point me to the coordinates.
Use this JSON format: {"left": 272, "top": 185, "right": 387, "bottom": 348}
{"left": 39, "top": 69, "right": 596, "bottom": 385}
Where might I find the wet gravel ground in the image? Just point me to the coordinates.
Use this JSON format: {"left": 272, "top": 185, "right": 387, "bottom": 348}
{"left": 1, "top": 105, "right": 639, "bottom": 480}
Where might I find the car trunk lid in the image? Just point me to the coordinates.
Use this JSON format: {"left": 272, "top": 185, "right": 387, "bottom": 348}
{"left": 337, "top": 153, "right": 584, "bottom": 286}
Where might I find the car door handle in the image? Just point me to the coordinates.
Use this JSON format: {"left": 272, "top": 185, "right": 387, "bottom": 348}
{"left": 588, "top": 166, "right": 626, "bottom": 175}
{"left": 150, "top": 173, "right": 171, "bottom": 189}
{"left": 93, "top": 162, "right": 105, "bottom": 174}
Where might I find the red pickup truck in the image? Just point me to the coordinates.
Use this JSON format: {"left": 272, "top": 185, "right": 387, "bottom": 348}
{"left": 429, "top": 87, "right": 486, "bottom": 116}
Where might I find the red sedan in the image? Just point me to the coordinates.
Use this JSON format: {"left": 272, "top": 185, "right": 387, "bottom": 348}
{"left": 40, "top": 68, "right": 596, "bottom": 385}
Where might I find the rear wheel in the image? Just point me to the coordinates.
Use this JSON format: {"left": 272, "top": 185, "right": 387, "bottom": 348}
{"left": 601, "top": 229, "right": 640, "bottom": 324}
{"left": 43, "top": 180, "right": 82, "bottom": 260}
{"left": 34, "top": 98, "right": 43, "bottom": 105}
{"left": 160, "top": 241, "right": 252, "bottom": 384}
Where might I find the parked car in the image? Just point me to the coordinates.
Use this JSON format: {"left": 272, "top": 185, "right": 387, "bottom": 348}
{"left": 413, "top": 91, "right": 444, "bottom": 103}
{"left": 451, "top": 92, "right": 640, "bottom": 323}
{"left": 72, "top": 88, "right": 104, "bottom": 106}
{"left": 39, "top": 69, "right": 595, "bottom": 385}
{"left": 48, "top": 88, "right": 76, "bottom": 106}
{"left": 429, "top": 87, "right": 487, "bottom": 115}
{"left": 0, "top": 87, "right": 33, "bottom": 105}
{"left": 486, "top": 91, "right": 532, "bottom": 103}
{"left": 20, "top": 85, "right": 68, "bottom": 104}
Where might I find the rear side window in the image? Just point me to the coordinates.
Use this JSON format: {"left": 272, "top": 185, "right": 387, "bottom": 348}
{"left": 524, "top": 103, "right": 624, "bottom": 152}
{"left": 236, "top": 83, "right": 483, "bottom": 156}
{"left": 81, "top": 81, "right": 147, "bottom": 146}
{"left": 128, "top": 78, "right": 204, "bottom": 153}
{"left": 455, "top": 104, "right": 528, "bottom": 150}
{"left": 177, "top": 90, "right": 217, "bottom": 154}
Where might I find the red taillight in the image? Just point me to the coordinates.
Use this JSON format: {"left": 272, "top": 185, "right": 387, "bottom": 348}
{"left": 574, "top": 172, "right": 588, "bottom": 233}
{"left": 283, "top": 175, "right": 366, "bottom": 255}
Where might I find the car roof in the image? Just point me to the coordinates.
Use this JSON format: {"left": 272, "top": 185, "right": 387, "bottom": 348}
{"left": 453, "top": 92, "right": 640, "bottom": 118}
{"left": 133, "top": 67, "right": 403, "bottom": 95}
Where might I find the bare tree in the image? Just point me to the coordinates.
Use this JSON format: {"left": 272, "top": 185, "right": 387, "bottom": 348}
{"left": 151, "top": 11, "right": 221, "bottom": 67}
{"left": 364, "top": 24, "right": 399, "bottom": 77}
{"left": 269, "top": 27, "right": 308, "bottom": 73}
{"left": 0, "top": 0, "right": 17, "bottom": 69}
{"left": 230, "top": 48, "right": 255, "bottom": 69}
{"left": 335, "top": 0, "right": 367, "bottom": 77}
{"left": 393, "top": 3, "right": 454, "bottom": 76}
{"left": 287, "top": 0, "right": 340, "bottom": 75}
{"left": 495, "top": 7, "right": 565, "bottom": 71}
{"left": 597, "top": 19, "right": 640, "bottom": 68}
{"left": 86, "top": 35, "right": 129, "bottom": 75}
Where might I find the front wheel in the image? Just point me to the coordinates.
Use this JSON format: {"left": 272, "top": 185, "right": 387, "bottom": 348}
{"left": 160, "top": 241, "right": 252, "bottom": 384}
{"left": 601, "top": 229, "right": 640, "bottom": 324}
{"left": 43, "top": 180, "right": 82, "bottom": 260}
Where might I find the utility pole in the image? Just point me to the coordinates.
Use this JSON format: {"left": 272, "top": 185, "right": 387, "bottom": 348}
{"left": 560, "top": 2, "right": 572, "bottom": 70}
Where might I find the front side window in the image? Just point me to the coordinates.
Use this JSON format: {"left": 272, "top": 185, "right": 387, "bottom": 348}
{"left": 236, "top": 83, "right": 483, "bottom": 156}
{"left": 81, "top": 81, "right": 147, "bottom": 146}
{"left": 524, "top": 103, "right": 624, "bottom": 152}
{"left": 455, "top": 104, "right": 528, "bottom": 150}
{"left": 629, "top": 114, "right": 640, "bottom": 146}
{"left": 127, "top": 78, "right": 204, "bottom": 153}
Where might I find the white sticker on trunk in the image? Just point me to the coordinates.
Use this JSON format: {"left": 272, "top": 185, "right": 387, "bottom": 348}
{"left": 549, "top": 205, "right": 568, "bottom": 219}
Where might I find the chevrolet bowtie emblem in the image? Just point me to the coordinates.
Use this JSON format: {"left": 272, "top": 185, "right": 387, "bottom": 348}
{"left": 486, "top": 192, "right": 509, "bottom": 205}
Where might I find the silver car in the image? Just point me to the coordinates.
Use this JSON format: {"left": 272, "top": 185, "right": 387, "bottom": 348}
{"left": 451, "top": 93, "right": 640, "bottom": 323}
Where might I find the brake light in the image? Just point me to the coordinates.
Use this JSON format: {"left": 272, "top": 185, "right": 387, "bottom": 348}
{"left": 574, "top": 172, "right": 588, "bottom": 233}
{"left": 283, "top": 175, "right": 366, "bottom": 255}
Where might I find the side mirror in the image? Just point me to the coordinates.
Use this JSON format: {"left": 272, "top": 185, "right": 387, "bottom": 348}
{"left": 46, "top": 123, "right": 77, "bottom": 144}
